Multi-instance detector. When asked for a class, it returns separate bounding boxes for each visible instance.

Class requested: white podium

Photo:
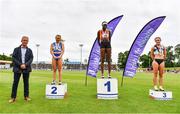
[149,89,172,100]
[97,78,118,99]
[46,83,67,99]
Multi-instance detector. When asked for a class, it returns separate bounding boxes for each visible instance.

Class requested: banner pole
[121,75,124,87]
[85,74,88,86]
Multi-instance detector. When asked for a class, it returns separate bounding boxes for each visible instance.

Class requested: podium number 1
[51,86,57,94]
[104,81,111,92]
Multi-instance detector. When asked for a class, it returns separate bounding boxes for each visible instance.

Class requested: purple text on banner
[123,16,166,77]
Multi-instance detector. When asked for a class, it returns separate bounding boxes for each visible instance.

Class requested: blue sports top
[52,42,62,57]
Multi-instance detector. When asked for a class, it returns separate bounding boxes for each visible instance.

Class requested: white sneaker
[51,80,56,85]
[159,86,165,91]
[58,81,62,85]
[154,86,158,91]
[101,75,104,78]
[108,75,111,78]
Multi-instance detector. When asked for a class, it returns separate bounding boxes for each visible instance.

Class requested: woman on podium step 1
[97,21,112,78]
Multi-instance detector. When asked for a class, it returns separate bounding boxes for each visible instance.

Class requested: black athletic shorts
[100,41,111,48]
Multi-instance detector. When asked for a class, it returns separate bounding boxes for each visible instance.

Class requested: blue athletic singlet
[52,42,62,59]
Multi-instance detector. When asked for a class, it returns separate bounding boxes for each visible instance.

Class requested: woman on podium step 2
[150,37,166,91]
[50,34,65,85]
[97,21,112,78]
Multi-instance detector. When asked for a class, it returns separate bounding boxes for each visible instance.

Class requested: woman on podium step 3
[97,21,112,78]
[50,34,64,85]
[150,37,166,91]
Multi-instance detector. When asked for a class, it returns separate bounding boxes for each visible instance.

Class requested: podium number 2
[104,81,111,92]
[51,87,57,94]
[163,93,166,98]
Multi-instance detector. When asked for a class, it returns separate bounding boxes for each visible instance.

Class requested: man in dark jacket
[9,36,33,103]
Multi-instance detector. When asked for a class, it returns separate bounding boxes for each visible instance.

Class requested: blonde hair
[55,34,65,42]
[55,34,61,38]
[154,37,161,41]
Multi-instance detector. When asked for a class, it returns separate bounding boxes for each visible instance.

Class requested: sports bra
[153,45,165,56]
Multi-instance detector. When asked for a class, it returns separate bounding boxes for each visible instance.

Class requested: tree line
[0,53,12,61]
[117,44,180,69]
[1,44,180,69]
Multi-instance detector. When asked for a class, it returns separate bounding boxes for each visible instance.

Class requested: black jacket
[12,46,33,73]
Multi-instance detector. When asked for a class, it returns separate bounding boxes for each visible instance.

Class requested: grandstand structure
[0,60,117,71]
[31,61,117,70]
[0,60,12,69]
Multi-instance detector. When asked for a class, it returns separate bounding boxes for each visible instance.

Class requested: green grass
[0,70,180,113]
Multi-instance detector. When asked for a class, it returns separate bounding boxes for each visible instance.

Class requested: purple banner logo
[123,16,166,77]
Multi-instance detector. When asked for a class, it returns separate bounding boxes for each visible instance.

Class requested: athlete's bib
[99,30,110,42]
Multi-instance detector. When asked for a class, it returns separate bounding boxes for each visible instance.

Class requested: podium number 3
[104,81,111,92]
[163,93,166,98]
[51,87,57,94]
